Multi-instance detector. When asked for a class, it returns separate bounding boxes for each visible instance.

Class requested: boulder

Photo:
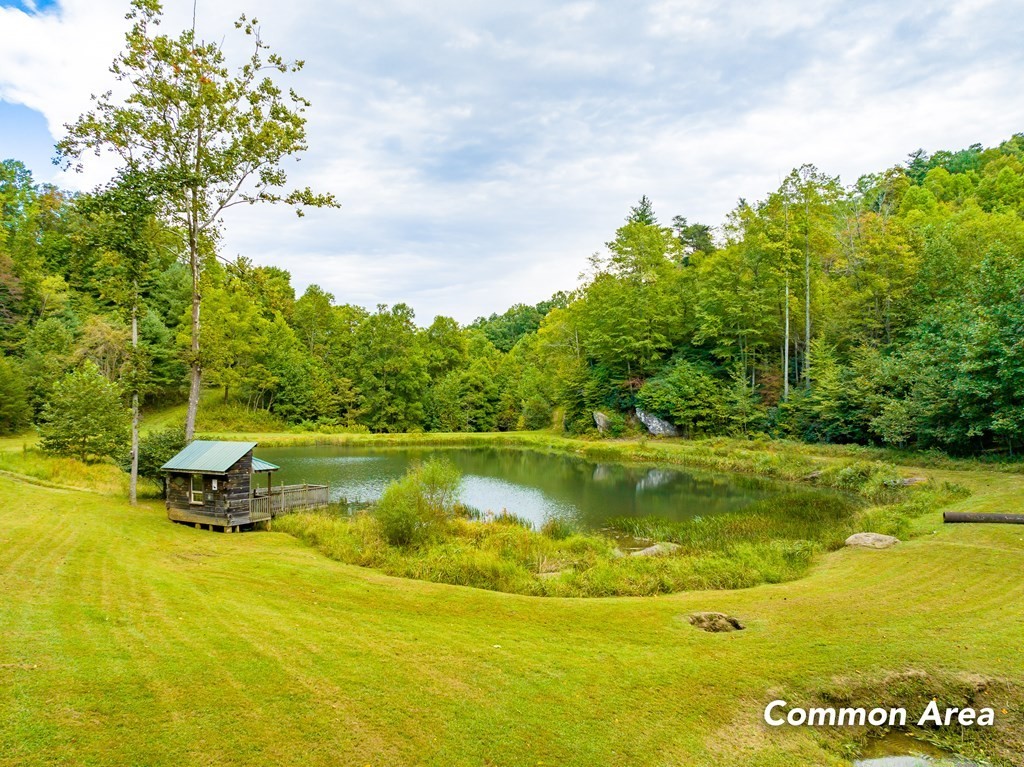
[845,532,900,549]
[899,476,928,486]
[635,409,680,437]
[689,612,745,633]
[593,411,611,434]
[631,541,682,557]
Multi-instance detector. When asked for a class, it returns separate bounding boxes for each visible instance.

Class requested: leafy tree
[122,425,186,484]
[39,361,130,461]
[22,317,75,416]
[470,294,566,352]
[636,359,727,437]
[57,0,338,441]
[351,304,429,432]
[292,284,337,356]
[627,195,658,225]
[672,215,715,256]
[0,356,30,434]
[424,315,468,378]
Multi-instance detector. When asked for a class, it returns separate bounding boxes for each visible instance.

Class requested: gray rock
[636,469,675,492]
[636,409,680,437]
[593,411,611,434]
[630,541,682,557]
[899,476,928,486]
[538,570,567,580]
[845,532,900,549]
[689,612,745,632]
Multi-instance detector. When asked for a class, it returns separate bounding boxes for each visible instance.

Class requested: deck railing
[250,484,329,522]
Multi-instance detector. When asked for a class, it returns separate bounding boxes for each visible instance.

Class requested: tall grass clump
[273,444,967,598]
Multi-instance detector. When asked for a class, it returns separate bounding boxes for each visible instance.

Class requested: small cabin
[161,440,329,532]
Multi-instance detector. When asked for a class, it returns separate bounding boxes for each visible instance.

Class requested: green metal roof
[160,440,257,473]
[251,456,280,473]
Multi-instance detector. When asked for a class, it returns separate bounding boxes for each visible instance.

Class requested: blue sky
[2,0,1023,323]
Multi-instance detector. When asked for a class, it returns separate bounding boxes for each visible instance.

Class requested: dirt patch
[689,612,745,632]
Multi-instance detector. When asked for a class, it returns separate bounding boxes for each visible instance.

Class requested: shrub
[39,362,130,461]
[636,359,728,437]
[374,459,462,547]
[120,425,187,481]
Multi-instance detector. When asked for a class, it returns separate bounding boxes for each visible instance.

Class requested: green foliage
[374,459,462,547]
[0,355,30,434]
[124,425,186,482]
[540,517,576,540]
[38,361,130,461]
[7,130,1024,456]
[279,461,956,598]
[636,359,727,437]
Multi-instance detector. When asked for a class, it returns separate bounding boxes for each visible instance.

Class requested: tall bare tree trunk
[185,130,203,442]
[802,218,811,389]
[804,194,811,389]
[185,228,201,442]
[130,302,139,506]
[784,277,790,401]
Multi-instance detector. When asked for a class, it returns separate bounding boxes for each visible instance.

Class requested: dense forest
[2,133,1023,455]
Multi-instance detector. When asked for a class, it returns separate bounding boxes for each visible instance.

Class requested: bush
[39,362,130,461]
[374,459,462,547]
[120,425,187,481]
[636,359,728,437]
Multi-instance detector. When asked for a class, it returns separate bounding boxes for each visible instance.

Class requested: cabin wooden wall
[164,451,254,516]
[221,453,253,513]
[166,473,192,510]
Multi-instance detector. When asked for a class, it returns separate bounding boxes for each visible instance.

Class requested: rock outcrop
[635,409,680,437]
[630,542,682,557]
[845,532,900,549]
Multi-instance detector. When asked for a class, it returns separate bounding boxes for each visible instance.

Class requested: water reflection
[255,445,813,529]
[853,732,980,766]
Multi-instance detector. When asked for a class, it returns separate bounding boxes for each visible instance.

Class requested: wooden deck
[250,484,330,522]
[167,483,330,530]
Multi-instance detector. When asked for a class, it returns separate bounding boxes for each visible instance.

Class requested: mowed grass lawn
[1,455,1024,766]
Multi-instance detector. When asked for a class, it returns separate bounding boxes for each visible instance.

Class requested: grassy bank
[1,461,1022,766]
[275,473,966,597]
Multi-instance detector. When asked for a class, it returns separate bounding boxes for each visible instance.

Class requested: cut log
[944,512,1024,525]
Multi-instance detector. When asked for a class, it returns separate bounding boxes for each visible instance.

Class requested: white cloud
[2,0,1023,323]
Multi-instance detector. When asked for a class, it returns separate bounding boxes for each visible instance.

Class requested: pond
[852,732,982,766]
[255,445,832,530]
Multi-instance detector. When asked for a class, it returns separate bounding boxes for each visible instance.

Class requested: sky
[1,0,1023,324]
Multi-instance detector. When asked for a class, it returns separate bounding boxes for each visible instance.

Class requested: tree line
[3,132,1024,457]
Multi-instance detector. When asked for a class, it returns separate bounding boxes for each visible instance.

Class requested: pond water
[852,732,981,766]
[255,445,823,530]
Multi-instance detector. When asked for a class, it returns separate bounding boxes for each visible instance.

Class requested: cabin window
[190,474,204,505]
